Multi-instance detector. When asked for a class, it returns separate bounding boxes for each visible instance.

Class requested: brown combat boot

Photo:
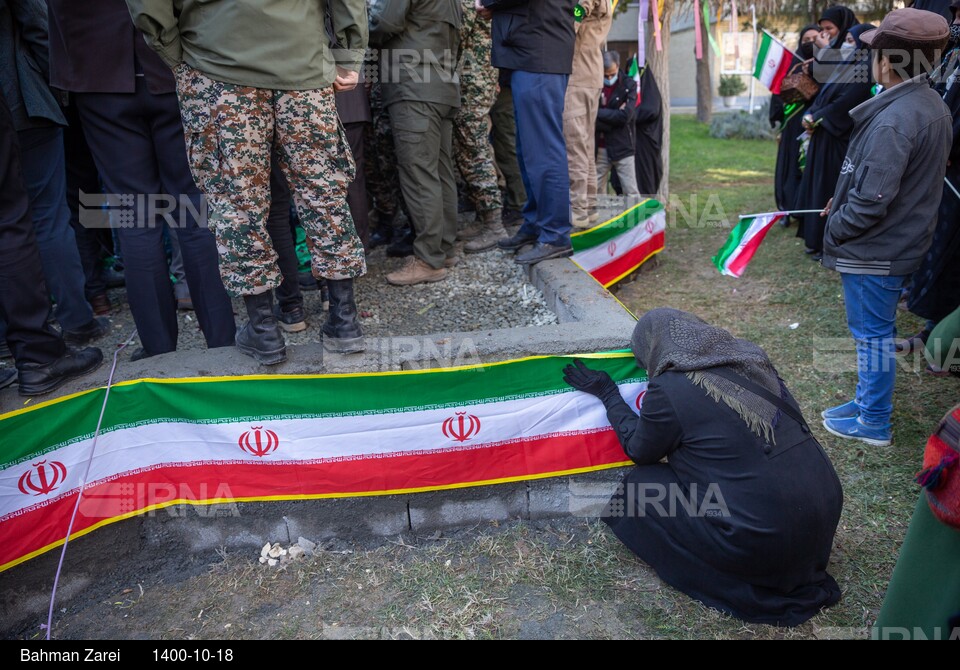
[463,209,507,254]
[385,256,448,286]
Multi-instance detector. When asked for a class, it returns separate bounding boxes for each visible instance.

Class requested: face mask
[840,40,855,51]
[604,74,618,86]
[799,41,815,60]
[949,23,960,49]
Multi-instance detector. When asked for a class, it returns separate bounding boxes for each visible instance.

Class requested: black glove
[562,359,621,404]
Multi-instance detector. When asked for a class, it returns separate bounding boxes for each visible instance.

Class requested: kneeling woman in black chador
[563,308,844,626]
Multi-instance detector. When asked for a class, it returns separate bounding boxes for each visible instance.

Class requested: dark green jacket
[369,0,461,108]
[125,0,367,90]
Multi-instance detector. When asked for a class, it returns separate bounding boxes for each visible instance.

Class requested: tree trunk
[695,40,712,124]
[651,0,673,201]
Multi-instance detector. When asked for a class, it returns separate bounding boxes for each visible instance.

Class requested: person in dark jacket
[0,0,107,350]
[795,12,873,259]
[770,24,821,215]
[562,308,844,626]
[820,8,952,447]
[49,0,236,361]
[482,0,577,265]
[596,51,639,200]
[633,60,664,196]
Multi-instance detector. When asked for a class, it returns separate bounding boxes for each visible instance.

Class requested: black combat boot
[321,279,365,354]
[236,291,286,365]
[385,225,415,258]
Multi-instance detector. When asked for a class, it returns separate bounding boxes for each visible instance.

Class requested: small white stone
[260,542,271,558]
[267,558,278,567]
[259,556,267,564]
[789,322,800,330]
[267,543,284,558]
[288,545,305,560]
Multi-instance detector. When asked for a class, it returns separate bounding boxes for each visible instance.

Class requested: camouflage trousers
[453,103,502,214]
[173,63,366,297]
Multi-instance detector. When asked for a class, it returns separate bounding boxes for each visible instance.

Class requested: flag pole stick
[945,176,960,201]
[738,209,824,219]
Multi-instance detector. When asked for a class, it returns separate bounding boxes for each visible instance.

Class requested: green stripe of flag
[571,200,663,251]
[0,352,646,468]
[754,32,772,79]
[712,217,754,271]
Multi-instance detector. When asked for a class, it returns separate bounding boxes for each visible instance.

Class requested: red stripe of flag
[590,231,665,286]
[1,430,629,570]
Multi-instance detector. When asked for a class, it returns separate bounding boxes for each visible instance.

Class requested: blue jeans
[511,71,572,247]
[841,273,908,426]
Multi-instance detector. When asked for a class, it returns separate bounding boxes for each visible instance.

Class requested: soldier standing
[370,0,462,286]
[126,0,369,363]
[452,0,504,253]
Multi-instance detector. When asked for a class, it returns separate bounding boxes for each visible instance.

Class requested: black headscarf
[798,24,822,61]
[630,308,785,442]
[819,5,859,48]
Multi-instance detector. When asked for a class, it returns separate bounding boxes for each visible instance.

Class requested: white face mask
[840,41,855,51]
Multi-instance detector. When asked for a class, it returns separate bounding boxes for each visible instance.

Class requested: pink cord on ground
[43,330,137,640]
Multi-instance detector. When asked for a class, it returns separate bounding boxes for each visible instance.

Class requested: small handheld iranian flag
[712,212,785,277]
[753,31,797,94]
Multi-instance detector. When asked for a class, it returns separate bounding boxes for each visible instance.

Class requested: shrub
[708,101,775,140]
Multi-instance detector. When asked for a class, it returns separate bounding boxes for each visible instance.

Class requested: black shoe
[130,347,152,362]
[502,207,524,227]
[322,279,365,354]
[62,316,110,348]
[386,226,415,258]
[236,291,286,365]
[0,368,16,390]
[102,265,125,289]
[274,302,307,333]
[0,341,11,359]
[514,243,573,265]
[367,226,393,250]
[811,252,823,262]
[497,231,538,251]
[17,347,104,397]
[804,247,817,255]
[298,271,319,292]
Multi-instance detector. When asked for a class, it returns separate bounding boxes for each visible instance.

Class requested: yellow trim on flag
[0,460,633,573]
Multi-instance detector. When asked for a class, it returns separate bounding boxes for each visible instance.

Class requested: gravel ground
[83,227,558,357]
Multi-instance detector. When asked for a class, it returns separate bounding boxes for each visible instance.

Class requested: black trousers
[74,77,236,355]
[344,121,370,245]
[0,98,66,366]
[63,101,112,300]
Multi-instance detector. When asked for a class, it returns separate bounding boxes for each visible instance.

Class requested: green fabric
[125,0,367,89]
[874,495,960,640]
[294,225,311,274]
[925,304,960,372]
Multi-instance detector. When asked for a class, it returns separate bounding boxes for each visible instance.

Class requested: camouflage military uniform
[173,63,366,296]
[365,80,405,220]
[453,0,501,214]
